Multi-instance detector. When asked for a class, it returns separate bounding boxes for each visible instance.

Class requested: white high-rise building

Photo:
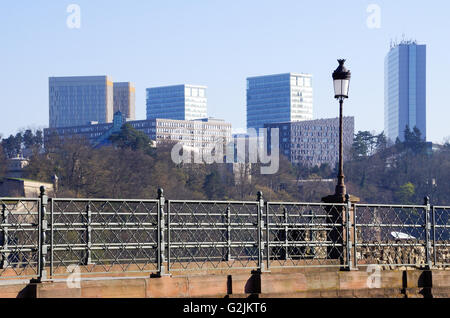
[146,84,207,121]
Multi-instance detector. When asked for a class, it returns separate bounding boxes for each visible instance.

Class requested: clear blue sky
[1,0,449,143]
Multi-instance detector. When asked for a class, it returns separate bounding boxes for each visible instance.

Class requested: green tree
[23,129,34,148]
[203,170,225,199]
[109,124,155,154]
[403,125,426,154]
[14,132,23,155]
[1,134,23,158]
[34,130,44,148]
[375,132,387,152]
[351,131,377,159]
[395,182,415,205]
[0,143,6,178]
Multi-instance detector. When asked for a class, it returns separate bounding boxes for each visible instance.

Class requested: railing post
[157,189,169,276]
[284,207,289,261]
[38,186,48,281]
[1,204,9,269]
[85,203,93,265]
[345,194,353,271]
[257,191,267,272]
[431,205,437,267]
[424,196,432,269]
[266,202,270,270]
[226,206,232,262]
[353,203,358,270]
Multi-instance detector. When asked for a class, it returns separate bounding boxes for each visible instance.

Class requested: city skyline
[1,1,449,143]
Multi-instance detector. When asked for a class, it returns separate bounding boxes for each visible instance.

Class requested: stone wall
[357,240,449,269]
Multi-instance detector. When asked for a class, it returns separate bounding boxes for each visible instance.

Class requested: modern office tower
[146,84,207,121]
[113,82,136,120]
[265,117,354,168]
[49,76,114,128]
[247,73,313,131]
[385,40,426,142]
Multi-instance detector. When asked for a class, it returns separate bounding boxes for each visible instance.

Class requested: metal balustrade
[354,203,429,268]
[0,198,40,279]
[266,202,346,269]
[0,188,449,283]
[432,206,450,266]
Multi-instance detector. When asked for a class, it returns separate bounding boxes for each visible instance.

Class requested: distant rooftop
[247,72,312,80]
[264,116,354,126]
[389,38,424,49]
[147,84,207,90]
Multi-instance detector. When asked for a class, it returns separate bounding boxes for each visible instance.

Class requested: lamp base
[322,193,360,204]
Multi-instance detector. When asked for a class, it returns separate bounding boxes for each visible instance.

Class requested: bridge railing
[354,201,450,269]
[266,202,345,269]
[0,188,449,283]
[0,198,40,280]
[48,197,159,278]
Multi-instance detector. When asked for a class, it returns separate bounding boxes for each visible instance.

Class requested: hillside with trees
[0,126,449,205]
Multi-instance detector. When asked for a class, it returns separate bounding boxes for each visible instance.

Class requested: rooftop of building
[196,117,225,122]
[49,75,111,81]
[113,82,135,87]
[146,84,207,90]
[264,116,354,126]
[45,113,231,132]
[247,72,312,80]
[389,38,425,49]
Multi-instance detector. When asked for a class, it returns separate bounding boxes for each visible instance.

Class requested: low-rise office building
[44,112,232,156]
[265,117,354,168]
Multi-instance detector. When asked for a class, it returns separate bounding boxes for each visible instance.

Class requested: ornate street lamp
[332,59,351,197]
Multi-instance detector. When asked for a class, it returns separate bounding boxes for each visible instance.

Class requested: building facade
[49,76,114,128]
[385,41,426,142]
[44,114,231,156]
[146,84,207,121]
[247,73,313,131]
[265,117,354,168]
[113,82,136,120]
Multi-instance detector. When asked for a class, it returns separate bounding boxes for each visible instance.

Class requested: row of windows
[185,88,206,98]
[156,121,229,130]
[292,149,337,156]
[292,156,336,163]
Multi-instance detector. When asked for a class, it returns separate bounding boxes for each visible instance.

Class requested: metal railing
[266,201,346,269]
[431,206,449,266]
[0,198,40,279]
[0,187,449,282]
[354,198,449,269]
[48,197,159,278]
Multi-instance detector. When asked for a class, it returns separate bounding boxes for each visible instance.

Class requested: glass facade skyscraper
[49,76,114,128]
[113,82,136,120]
[246,73,313,131]
[146,84,207,121]
[385,41,426,142]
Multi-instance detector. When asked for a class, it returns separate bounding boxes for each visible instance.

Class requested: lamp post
[332,59,351,197]
[322,60,357,270]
